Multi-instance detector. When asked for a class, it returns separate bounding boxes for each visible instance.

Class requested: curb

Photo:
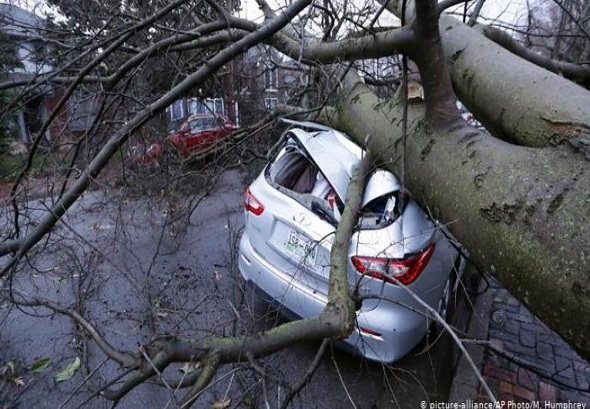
[448,276,493,401]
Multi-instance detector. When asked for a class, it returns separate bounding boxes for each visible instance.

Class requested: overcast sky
[238,0,534,26]
[5,0,535,28]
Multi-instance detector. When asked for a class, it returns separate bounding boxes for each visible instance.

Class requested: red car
[127,113,236,166]
[167,113,236,157]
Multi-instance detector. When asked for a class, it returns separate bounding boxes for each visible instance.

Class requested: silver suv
[238,121,463,363]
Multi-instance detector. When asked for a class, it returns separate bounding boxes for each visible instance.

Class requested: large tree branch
[440,15,590,148]
[477,23,590,82]
[171,23,417,62]
[271,24,416,63]
[467,0,487,26]
[378,1,590,147]
[325,70,590,360]
[410,0,461,126]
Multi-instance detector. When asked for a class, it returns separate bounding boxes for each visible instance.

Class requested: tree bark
[439,16,590,151]
[319,71,590,360]
[476,24,590,84]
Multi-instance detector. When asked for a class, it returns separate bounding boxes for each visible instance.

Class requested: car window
[358,192,401,229]
[189,119,202,133]
[201,117,217,129]
[168,118,184,134]
[266,142,342,225]
[271,151,317,194]
[188,117,219,133]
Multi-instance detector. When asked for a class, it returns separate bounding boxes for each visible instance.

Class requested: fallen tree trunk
[321,72,590,359]
[440,15,590,152]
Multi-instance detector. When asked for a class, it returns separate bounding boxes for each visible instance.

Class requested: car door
[192,116,219,152]
[210,117,225,143]
[166,120,192,156]
[184,118,204,151]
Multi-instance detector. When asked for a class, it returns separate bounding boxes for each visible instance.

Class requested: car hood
[288,128,400,205]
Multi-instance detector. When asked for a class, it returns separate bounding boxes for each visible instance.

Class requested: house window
[265,68,278,90]
[0,38,21,71]
[265,98,278,111]
[204,97,225,115]
[214,98,224,115]
[188,98,200,114]
[170,100,185,120]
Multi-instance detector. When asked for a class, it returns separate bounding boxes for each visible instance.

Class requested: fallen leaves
[54,357,80,383]
[212,398,231,409]
[31,357,51,375]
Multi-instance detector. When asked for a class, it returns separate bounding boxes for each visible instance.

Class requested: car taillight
[359,327,382,337]
[244,187,264,215]
[351,243,435,285]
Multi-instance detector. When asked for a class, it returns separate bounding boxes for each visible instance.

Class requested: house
[0,4,98,145]
[1,3,55,143]
[235,44,297,123]
[166,44,301,128]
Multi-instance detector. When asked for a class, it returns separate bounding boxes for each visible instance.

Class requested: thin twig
[280,338,330,409]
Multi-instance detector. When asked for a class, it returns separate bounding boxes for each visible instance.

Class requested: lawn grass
[0,153,27,179]
[0,151,62,180]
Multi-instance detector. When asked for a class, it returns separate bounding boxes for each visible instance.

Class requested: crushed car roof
[284,124,400,205]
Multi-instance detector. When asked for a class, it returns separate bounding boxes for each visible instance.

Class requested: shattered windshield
[358,193,400,229]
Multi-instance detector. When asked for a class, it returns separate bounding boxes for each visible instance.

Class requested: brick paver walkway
[478,280,590,403]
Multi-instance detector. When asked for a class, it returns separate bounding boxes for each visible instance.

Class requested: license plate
[284,229,318,267]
